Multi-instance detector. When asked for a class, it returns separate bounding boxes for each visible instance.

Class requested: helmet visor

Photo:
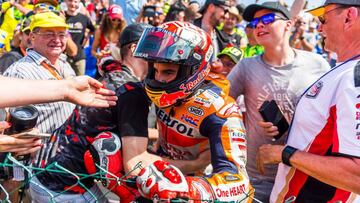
[134,27,194,63]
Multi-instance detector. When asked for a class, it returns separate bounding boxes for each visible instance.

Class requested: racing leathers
[142,81,253,202]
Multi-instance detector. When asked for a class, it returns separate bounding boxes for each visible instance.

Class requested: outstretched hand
[64,76,118,108]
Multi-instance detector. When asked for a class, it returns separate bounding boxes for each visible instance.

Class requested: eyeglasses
[248,13,287,29]
[318,6,345,24]
[34,32,68,39]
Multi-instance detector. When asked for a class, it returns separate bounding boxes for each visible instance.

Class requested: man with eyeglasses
[4,11,76,162]
[227,1,330,202]
[254,0,360,202]
[1,11,76,202]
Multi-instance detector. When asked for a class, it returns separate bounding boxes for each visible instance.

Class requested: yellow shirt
[0,2,33,51]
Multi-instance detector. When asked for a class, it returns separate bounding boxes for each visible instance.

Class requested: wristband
[282,146,297,167]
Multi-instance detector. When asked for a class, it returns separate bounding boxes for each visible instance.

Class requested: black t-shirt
[37,63,150,192]
[66,13,95,61]
[220,30,242,48]
[0,47,24,75]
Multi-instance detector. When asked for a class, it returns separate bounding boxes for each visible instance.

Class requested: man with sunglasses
[227,1,330,202]
[255,0,360,202]
[0,16,31,74]
[194,0,231,58]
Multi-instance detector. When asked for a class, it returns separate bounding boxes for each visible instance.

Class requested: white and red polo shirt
[271,59,360,203]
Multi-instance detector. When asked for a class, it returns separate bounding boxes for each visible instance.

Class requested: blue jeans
[250,178,274,203]
[29,176,109,203]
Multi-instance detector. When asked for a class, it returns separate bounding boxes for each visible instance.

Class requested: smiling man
[227,1,330,202]
[5,11,75,134]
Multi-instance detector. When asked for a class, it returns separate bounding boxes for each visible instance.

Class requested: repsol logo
[156,109,195,137]
[187,106,204,116]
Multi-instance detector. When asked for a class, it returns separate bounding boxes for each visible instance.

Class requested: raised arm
[0,76,117,108]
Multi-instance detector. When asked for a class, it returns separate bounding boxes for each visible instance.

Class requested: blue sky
[241,0,324,9]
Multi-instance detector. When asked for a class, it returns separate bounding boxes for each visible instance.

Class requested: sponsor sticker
[188,106,204,116]
[194,97,212,107]
[181,114,199,126]
[306,81,323,98]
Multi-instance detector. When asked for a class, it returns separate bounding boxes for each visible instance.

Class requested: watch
[282,146,298,167]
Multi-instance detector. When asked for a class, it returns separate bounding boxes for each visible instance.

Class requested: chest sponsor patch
[188,106,204,116]
[181,114,199,126]
[194,97,212,107]
[306,81,323,98]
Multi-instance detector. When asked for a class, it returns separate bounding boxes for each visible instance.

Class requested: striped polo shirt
[4,50,75,133]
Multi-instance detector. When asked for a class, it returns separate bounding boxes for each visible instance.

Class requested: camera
[6,105,39,134]
[0,105,39,180]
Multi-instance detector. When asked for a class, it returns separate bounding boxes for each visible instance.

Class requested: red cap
[108,5,123,20]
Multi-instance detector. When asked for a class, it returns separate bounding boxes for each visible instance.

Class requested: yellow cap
[307,6,325,17]
[30,12,69,31]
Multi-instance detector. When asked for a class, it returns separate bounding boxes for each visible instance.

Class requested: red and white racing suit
[150,81,253,202]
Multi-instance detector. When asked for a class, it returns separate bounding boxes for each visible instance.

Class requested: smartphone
[259,100,289,140]
[16,131,51,139]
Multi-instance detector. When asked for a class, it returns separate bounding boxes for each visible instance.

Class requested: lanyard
[20,47,26,56]
[41,61,63,80]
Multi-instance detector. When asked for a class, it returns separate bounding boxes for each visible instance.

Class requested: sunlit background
[240,0,324,9]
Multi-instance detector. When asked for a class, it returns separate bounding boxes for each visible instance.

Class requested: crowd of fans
[0,0,359,202]
[0,0,335,75]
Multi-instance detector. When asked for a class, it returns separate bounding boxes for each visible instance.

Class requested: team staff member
[227,2,330,201]
[257,0,360,202]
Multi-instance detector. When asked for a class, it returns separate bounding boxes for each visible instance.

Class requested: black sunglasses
[317,6,346,24]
